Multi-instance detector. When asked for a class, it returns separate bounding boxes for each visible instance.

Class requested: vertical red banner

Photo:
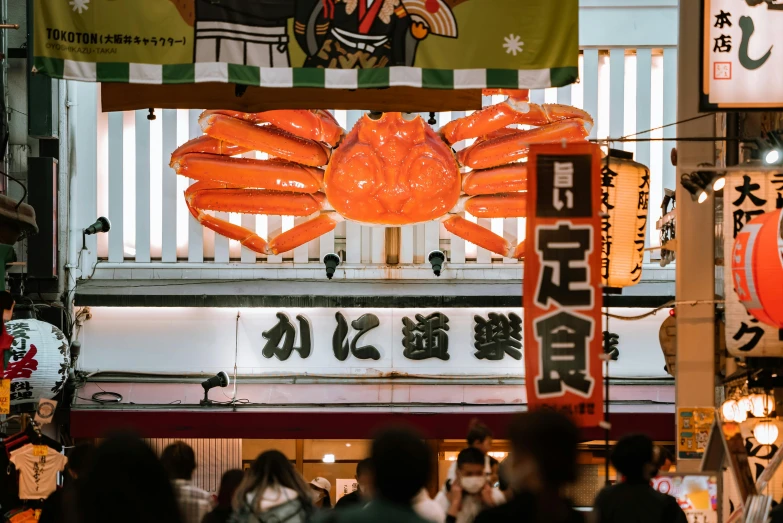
[524,142,603,427]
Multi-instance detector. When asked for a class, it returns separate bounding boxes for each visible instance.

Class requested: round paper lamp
[754,420,779,445]
[2,319,70,408]
[731,209,783,327]
[750,393,775,418]
[601,150,650,288]
[722,399,740,421]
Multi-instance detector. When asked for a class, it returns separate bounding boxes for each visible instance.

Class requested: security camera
[323,253,341,280]
[84,217,111,235]
[428,250,446,277]
[200,371,230,406]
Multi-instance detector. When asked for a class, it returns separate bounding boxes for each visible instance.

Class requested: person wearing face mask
[474,410,583,523]
[335,459,374,510]
[434,448,504,523]
[310,477,333,510]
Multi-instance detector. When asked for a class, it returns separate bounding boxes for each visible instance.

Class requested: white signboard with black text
[723,171,783,356]
[78,307,669,378]
[705,0,783,108]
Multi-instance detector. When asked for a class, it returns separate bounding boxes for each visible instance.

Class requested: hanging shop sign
[703,0,783,109]
[724,170,783,356]
[33,0,578,91]
[600,151,650,288]
[523,142,603,427]
[78,306,668,380]
[2,319,70,407]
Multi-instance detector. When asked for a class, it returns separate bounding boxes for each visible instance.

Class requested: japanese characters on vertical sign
[724,171,783,356]
[704,0,783,108]
[524,143,603,427]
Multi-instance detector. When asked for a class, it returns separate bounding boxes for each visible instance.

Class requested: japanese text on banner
[723,170,783,356]
[523,143,603,427]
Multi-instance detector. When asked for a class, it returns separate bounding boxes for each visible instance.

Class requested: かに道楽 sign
[523,142,603,427]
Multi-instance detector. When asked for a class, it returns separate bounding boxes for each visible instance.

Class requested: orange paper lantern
[731,209,783,327]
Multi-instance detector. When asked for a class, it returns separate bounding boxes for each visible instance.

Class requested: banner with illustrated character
[32,0,578,90]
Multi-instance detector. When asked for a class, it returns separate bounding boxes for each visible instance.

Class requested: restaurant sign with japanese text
[703,0,783,108]
[33,0,578,90]
[523,143,603,427]
[724,170,783,356]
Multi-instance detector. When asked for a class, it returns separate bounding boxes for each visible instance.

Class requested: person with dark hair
[79,433,183,523]
[487,457,500,488]
[435,448,504,523]
[0,290,14,351]
[466,420,493,454]
[232,450,315,523]
[653,445,674,475]
[161,441,214,523]
[335,458,374,510]
[322,426,432,523]
[446,420,494,483]
[202,469,244,523]
[474,410,583,523]
[39,443,95,523]
[593,435,687,523]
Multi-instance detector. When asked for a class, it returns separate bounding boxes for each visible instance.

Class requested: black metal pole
[604,301,611,485]
[726,112,740,167]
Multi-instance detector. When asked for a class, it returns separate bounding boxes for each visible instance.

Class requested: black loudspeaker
[27,157,58,279]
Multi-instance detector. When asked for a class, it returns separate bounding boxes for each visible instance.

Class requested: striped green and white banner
[34,57,578,90]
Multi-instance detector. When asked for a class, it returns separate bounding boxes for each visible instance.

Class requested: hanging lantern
[731,208,783,328]
[753,420,779,445]
[601,150,650,288]
[750,393,776,418]
[722,399,740,421]
[2,319,69,408]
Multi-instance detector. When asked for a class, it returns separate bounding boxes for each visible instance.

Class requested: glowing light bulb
[698,190,709,204]
[754,420,779,445]
[712,176,725,191]
[750,394,775,418]
[722,400,739,422]
[765,149,781,165]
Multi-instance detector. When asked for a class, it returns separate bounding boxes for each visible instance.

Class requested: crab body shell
[171,98,593,259]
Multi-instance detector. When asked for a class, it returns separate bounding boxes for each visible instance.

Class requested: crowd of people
[33,411,686,523]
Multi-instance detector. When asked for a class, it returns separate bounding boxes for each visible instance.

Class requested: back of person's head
[372,426,430,505]
[160,441,197,481]
[466,419,493,448]
[235,450,314,513]
[217,469,245,508]
[79,433,182,523]
[611,434,654,481]
[356,457,374,479]
[457,447,485,470]
[508,410,579,490]
[67,443,95,478]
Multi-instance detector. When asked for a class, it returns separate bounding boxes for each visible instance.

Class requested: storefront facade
[54,0,680,508]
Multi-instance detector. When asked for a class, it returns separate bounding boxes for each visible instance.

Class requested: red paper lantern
[732,209,783,327]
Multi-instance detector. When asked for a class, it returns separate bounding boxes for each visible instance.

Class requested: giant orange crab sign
[170,92,592,259]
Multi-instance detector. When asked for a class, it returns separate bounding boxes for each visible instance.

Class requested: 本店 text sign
[524,143,603,427]
[704,0,783,108]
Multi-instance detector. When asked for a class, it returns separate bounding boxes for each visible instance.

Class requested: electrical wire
[619,112,717,139]
[0,170,27,210]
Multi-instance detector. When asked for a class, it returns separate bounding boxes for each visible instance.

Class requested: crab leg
[440,100,594,145]
[442,215,526,259]
[173,153,324,193]
[267,214,341,255]
[184,181,335,255]
[186,185,326,217]
[463,194,526,218]
[203,109,344,147]
[171,135,252,158]
[457,119,590,170]
[442,215,512,258]
[200,113,330,167]
[463,165,527,195]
